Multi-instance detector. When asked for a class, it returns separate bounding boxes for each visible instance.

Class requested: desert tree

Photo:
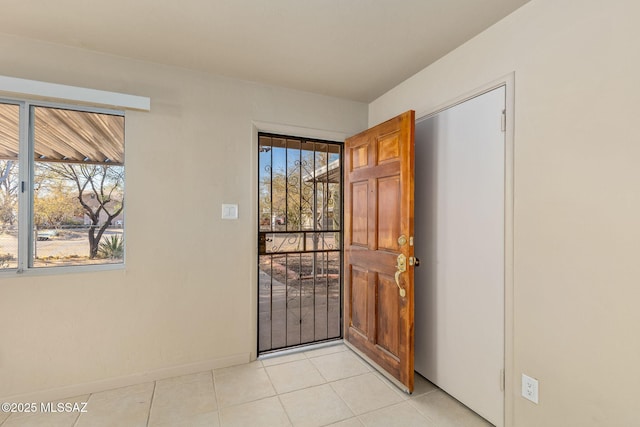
[33,183,83,229]
[0,160,18,231]
[260,151,319,231]
[37,162,124,258]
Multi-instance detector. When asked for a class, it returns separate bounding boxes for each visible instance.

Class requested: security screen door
[258,133,342,353]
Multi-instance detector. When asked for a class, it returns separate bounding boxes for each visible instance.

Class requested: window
[0,99,125,271]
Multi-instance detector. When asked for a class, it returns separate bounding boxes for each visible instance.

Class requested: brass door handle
[395,254,407,298]
[395,270,406,298]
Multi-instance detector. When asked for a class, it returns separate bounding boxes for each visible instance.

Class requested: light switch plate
[221,204,238,219]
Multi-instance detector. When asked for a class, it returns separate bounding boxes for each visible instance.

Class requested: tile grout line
[307,356,330,384]
[275,356,417,424]
[325,380,359,423]
[373,370,412,398]
[145,380,157,427]
[412,387,439,399]
[221,361,293,427]
[275,394,294,427]
[262,360,282,398]
[53,349,433,427]
[69,401,83,427]
[265,357,327,427]
[406,389,443,425]
[328,371,421,420]
[259,345,441,423]
[209,369,221,427]
[72,392,94,427]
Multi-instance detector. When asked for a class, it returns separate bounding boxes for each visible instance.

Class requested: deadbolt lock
[396,253,407,272]
[397,235,407,246]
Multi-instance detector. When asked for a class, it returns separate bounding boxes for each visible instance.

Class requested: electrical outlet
[522,374,539,404]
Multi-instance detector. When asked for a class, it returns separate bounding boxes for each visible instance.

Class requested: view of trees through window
[32,106,125,267]
[259,137,341,235]
[258,134,342,352]
[0,103,19,269]
[0,102,125,270]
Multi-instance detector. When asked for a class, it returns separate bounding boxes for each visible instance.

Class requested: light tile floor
[0,343,492,427]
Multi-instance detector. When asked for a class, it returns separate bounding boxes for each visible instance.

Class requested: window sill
[0,262,125,278]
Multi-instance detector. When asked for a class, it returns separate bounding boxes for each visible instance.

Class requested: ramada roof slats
[0,104,19,160]
[0,103,124,165]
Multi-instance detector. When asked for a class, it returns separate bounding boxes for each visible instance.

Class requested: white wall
[370,0,640,426]
[0,33,367,401]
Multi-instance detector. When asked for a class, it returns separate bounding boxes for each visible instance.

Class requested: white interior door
[414,86,506,426]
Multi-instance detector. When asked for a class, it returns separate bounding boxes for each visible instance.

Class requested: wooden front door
[343,110,415,392]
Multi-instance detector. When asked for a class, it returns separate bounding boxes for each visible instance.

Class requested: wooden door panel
[350,143,369,170]
[377,132,401,163]
[377,176,401,252]
[351,182,369,246]
[349,266,369,336]
[344,110,415,392]
[376,274,400,356]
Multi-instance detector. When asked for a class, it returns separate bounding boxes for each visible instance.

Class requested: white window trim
[0,75,150,111]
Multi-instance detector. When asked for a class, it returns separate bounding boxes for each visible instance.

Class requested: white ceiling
[0,0,530,102]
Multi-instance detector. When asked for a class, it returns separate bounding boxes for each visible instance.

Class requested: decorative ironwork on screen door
[258,133,342,354]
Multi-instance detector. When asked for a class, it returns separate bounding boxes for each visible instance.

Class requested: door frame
[414,73,515,426]
[250,121,349,361]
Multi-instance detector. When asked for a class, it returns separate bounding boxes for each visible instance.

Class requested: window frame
[0,96,126,276]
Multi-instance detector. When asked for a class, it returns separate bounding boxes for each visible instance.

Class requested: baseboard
[2,352,250,403]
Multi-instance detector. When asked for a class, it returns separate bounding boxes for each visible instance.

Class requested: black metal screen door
[258,133,342,354]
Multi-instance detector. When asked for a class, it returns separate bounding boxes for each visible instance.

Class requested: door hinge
[500,369,505,391]
[501,109,507,132]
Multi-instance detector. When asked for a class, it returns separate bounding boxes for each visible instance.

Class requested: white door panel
[414,86,505,426]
